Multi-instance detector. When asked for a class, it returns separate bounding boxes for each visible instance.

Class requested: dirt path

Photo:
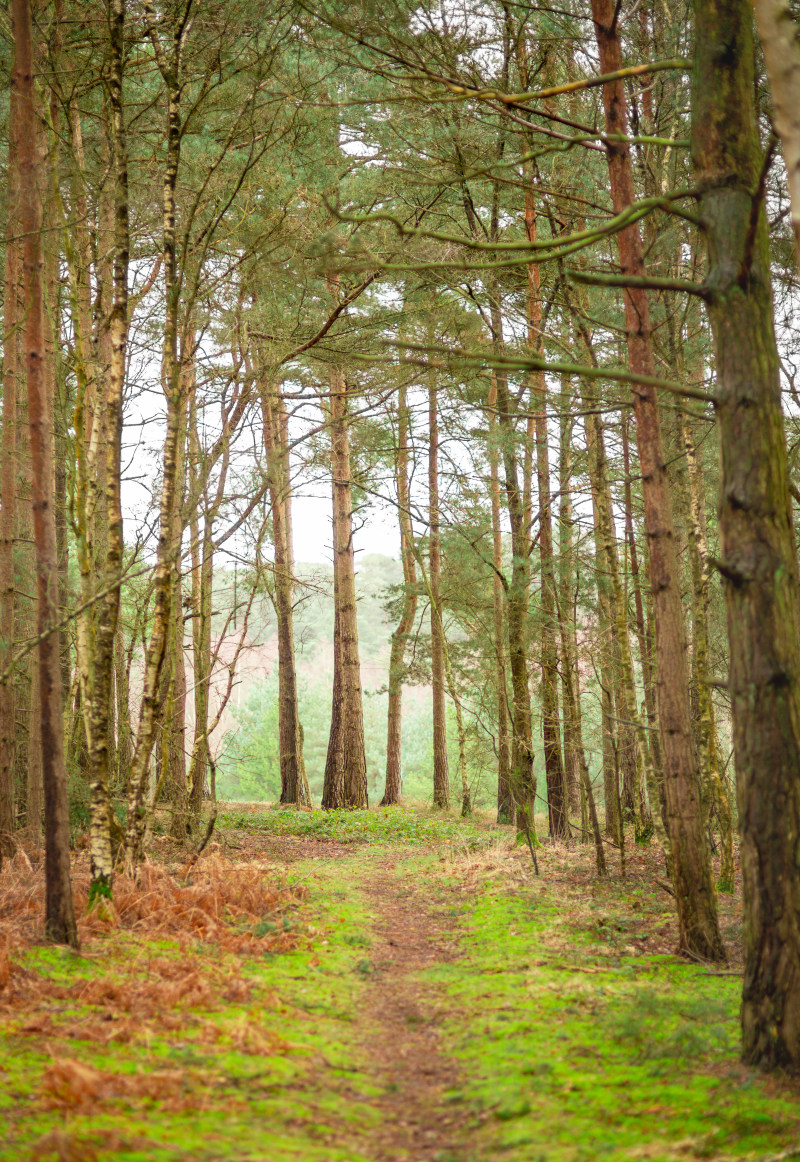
[355,863,469,1162]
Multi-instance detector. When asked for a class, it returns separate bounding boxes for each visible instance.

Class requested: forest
[3,0,800,1157]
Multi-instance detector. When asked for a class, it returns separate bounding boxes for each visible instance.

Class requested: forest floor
[1,804,800,1162]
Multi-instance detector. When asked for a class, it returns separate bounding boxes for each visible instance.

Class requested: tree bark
[681,417,734,893]
[488,302,535,835]
[383,378,417,807]
[13,0,77,944]
[524,187,567,838]
[125,12,189,867]
[0,77,20,859]
[72,4,129,892]
[488,374,513,825]
[321,368,368,809]
[428,377,450,810]
[261,381,311,807]
[621,412,663,795]
[557,372,586,819]
[693,0,800,1061]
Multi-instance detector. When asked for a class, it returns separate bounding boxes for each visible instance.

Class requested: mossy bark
[693,0,800,1064]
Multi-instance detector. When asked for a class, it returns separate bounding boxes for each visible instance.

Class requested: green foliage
[66,767,91,840]
[87,878,114,907]
[216,671,282,802]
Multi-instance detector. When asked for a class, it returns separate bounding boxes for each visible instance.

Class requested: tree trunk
[621,412,663,795]
[13,0,77,944]
[428,377,450,810]
[261,381,310,807]
[72,0,129,894]
[488,374,513,825]
[524,186,567,838]
[125,20,189,867]
[557,374,582,817]
[383,378,417,807]
[592,0,724,960]
[489,302,535,835]
[693,0,800,1061]
[321,368,368,809]
[0,78,20,859]
[681,418,734,893]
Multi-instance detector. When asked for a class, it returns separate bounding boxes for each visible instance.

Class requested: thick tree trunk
[592,0,724,960]
[693,0,800,1062]
[321,369,368,809]
[488,375,513,824]
[13,0,77,944]
[428,378,450,810]
[383,379,417,807]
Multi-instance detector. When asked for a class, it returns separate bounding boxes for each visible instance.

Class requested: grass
[218,802,501,848]
[2,805,798,1161]
[425,851,800,1161]
[0,849,383,1161]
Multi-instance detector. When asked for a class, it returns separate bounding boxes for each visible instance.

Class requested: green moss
[218,803,500,849]
[427,881,800,1161]
[5,814,795,1162]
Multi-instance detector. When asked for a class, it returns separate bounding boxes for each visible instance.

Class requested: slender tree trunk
[0,80,20,858]
[592,0,724,959]
[681,418,734,892]
[557,375,582,817]
[13,0,76,944]
[261,381,310,807]
[321,369,368,809]
[114,620,132,791]
[488,375,513,824]
[428,377,450,809]
[383,379,417,806]
[621,412,663,794]
[71,0,129,894]
[125,21,189,867]
[489,303,536,835]
[524,187,567,837]
[693,0,800,1060]
[165,368,188,839]
[186,381,217,818]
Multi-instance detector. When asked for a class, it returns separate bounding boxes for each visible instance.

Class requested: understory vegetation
[3,807,796,1162]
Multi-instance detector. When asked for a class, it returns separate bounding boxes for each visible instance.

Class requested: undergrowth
[218,803,499,849]
[426,845,800,1162]
[0,812,791,1162]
